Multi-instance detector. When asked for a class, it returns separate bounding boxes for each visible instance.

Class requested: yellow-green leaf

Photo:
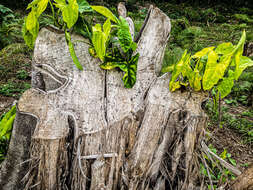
[217,70,234,98]
[55,0,79,29]
[92,24,106,62]
[215,42,234,55]
[26,9,37,31]
[169,50,192,91]
[234,56,253,80]
[103,19,111,41]
[37,0,49,16]
[65,31,83,70]
[192,47,215,58]
[91,6,119,23]
[189,67,202,91]
[203,50,229,90]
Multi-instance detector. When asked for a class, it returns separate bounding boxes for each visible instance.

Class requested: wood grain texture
[0,5,210,190]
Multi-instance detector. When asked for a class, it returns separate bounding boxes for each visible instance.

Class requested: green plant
[17,70,29,79]
[0,5,23,49]
[0,105,16,162]
[200,145,236,189]
[23,0,139,88]
[167,31,253,106]
[90,6,139,88]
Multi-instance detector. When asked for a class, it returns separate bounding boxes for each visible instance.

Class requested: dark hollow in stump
[0,5,210,190]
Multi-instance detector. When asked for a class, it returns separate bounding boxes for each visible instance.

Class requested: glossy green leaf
[100,61,127,70]
[103,19,111,41]
[77,0,92,13]
[65,31,83,70]
[122,53,139,88]
[189,67,202,91]
[55,0,79,29]
[101,53,139,88]
[91,6,119,23]
[202,50,230,90]
[233,31,246,78]
[169,50,192,91]
[26,8,37,31]
[215,42,234,55]
[161,65,174,73]
[217,70,234,99]
[192,47,215,58]
[0,105,16,139]
[92,24,106,62]
[23,16,39,48]
[234,56,253,80]
[117,16,132,53]
[37,0,49,16]
[27,0,41,9]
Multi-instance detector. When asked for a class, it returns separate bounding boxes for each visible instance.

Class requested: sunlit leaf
[234,56,253,80]
[169,50,192,91]
[202,50,229,90]
[117,16,132,53]
[37,0,49,16]
[55,0,79,29]
[103,19,111,41]
[122,53,139,88]
[192,47,215,58]
[92,24,106,62]
[65,31,83,70]
[77,0,92,13]
[215,42,234,55]
[91,6,119,23]
[217,70,234,99]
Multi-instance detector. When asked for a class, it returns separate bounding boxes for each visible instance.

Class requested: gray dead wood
[0,4,211,190]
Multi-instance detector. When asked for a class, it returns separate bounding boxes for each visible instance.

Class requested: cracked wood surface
[0,5,209,190]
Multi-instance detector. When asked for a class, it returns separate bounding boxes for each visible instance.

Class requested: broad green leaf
[0,114,16,139]
[192,47,215,58]
[37,0,49,16]
[91,6,119,23]
[234,56,253,80]
[203,50,230,90]
[77,0,92,13]
[217,70,234,98]
[170,81,181,91]
[27,0,41,9]
[189,67,202,91]
[26,8,37,31]
[233,31,246,78]
[117,16,132,53]
[55,0,79,29]
[103,19,111,41]
[100,61,127,70]
[161,65,174,73]
[215,42,234,55]
[65,31,83,70]
[22,21,36,48]
[122,53,139,88]
[0,105,16,139]
[92,24,106,62]
[169,50,192,91]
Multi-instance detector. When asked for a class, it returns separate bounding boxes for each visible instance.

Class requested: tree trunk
[0,5,209,190]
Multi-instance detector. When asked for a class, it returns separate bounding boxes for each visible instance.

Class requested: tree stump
[0,5,208,190]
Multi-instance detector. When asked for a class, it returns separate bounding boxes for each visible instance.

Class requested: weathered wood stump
[0,5,209,190]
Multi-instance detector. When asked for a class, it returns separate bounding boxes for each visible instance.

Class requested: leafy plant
[90,5,139,88]
[23,0,84,70]
[0,105,16,162]
[23,1,139,88]
[167,31,253,106]
[200,145,237,189]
